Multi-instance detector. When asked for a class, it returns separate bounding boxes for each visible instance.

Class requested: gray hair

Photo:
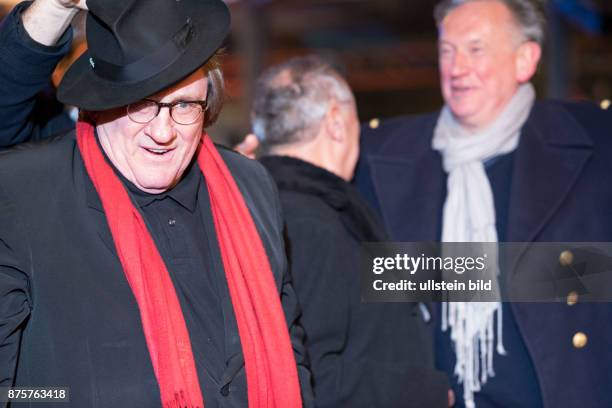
[434,0,546,46]
[251,55,354,152]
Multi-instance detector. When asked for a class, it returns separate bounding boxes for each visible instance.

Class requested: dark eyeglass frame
[126,98,208,125]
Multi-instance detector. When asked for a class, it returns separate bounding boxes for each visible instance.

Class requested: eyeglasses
[126,98,208,125]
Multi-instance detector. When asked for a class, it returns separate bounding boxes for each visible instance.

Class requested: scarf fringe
[443,302,502,408]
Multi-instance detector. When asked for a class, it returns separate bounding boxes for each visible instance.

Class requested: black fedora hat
[57,0,230,111]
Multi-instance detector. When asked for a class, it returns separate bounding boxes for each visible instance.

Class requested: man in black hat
[0,1,313,407]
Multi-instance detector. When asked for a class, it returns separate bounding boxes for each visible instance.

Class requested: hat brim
[57,0,230,111]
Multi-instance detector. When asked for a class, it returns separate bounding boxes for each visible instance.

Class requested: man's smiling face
[95,70,207,194]
[438,1,527,130]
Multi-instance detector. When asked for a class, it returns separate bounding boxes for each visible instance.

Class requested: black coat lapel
[197,182,243,364]
[506,103,593,278]
[79,152,118,256]
[507,103,593,244]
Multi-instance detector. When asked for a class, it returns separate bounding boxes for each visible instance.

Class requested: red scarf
[76,121,302,408]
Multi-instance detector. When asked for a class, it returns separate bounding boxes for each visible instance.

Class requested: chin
[449,103,479,121]
[134,174,178,194]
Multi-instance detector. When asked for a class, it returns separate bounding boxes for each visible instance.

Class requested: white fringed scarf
[432,83,535,408]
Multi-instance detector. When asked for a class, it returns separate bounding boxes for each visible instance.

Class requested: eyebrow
[151,95,206,103]
[438,40,485,52]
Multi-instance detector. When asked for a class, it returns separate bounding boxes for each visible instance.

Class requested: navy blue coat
[355,101,612,408]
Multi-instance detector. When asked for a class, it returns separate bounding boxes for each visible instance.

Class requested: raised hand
[22,0,88,46]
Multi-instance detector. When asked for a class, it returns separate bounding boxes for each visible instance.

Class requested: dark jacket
[261,156,449,408]
[355,101,612,408]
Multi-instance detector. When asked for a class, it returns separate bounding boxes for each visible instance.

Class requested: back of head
[434,0,546,46]
[251,55,354,154]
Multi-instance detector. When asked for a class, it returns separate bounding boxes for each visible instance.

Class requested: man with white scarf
[356,0,612,407]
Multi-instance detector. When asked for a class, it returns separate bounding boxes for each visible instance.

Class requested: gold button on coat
[572,332,588,348]
[601,99,610,110]
[566,291,578,306]
[559,250,574,266]
[369,118,380,129]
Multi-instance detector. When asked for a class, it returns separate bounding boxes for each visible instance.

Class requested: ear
[325,102,345,143]
[515,41,541,83]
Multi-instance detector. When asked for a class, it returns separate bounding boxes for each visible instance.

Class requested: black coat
[261,156,449,408]
[355,101,612,408]
[0,136,313,407]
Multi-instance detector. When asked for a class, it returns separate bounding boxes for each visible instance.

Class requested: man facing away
[248,55,451,407]
[356,1,612,407]
[0,0,313,406]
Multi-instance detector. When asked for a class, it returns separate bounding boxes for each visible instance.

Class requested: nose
[146,107,176,144]
[450,50,469,78]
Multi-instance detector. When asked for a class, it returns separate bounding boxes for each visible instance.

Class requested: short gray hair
[251,55,354,152]
[434,0,546,46]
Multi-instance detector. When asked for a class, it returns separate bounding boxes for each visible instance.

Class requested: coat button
[369,118,380,129]
[566,291,578,306]
[572,332,588,349]
[601,99,610,110]
[559,250,574,266]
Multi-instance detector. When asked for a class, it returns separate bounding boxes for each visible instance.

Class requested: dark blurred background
[1,0,611,145]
